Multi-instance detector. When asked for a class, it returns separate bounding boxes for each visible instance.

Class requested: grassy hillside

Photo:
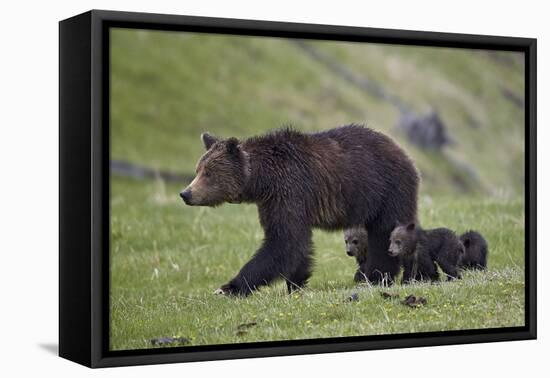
[111,28,525,196]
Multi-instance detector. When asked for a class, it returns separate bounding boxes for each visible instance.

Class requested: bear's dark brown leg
[218,229,312,296]
[401,258,414,285]
[286,253,313,294]
[362,228,400,285]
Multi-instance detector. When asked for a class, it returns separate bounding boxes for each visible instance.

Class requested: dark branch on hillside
[291,40,409,112]
[111,159,193,183]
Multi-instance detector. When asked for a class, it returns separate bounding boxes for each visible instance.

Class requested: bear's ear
[225,137,241,156]
[201,132,219,150]
[406,222,416,232]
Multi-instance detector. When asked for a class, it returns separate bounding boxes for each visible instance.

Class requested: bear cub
[389,223,464,283]
[458,230,488,270]
[344,227,369,282]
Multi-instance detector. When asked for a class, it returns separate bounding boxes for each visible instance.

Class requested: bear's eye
[395,240,401,246]
[203,170,211,178]
[344,239,348,244]
[352,240,358,245]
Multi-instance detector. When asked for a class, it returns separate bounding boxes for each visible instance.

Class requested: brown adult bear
[180,125,419,296]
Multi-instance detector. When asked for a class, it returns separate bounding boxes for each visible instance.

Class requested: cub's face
[388,223,416,257]
[344,227,368,257]
[180,133,249,207]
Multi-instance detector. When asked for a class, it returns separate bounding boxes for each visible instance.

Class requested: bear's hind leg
[362,229,400,285]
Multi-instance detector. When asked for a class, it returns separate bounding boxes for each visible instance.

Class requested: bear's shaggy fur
[459,230,488,270]
[389,223,464,283]
[181,125,419,295]
[343,227,369,282]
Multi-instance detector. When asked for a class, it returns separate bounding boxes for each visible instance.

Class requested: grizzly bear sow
[180,125,419,296]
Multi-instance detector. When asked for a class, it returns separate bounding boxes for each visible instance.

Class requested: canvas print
[109,28,525,351]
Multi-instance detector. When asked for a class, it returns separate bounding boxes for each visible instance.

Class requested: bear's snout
[179,189,192,204]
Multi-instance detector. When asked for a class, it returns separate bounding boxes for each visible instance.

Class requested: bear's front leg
[216,227,312,296]
[285,253,314,294]
[401,259,414,285]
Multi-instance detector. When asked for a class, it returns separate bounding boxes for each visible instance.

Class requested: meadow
[109,28,526,350]
[110,177,525,350]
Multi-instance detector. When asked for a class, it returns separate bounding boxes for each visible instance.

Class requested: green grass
[110,177,525,350]
[109,28,526,351]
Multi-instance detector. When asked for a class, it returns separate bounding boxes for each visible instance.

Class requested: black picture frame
[59,9,537,368]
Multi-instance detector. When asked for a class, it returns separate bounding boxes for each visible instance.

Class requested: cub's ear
[201,132,219,150]
[406,222,416,232]
[225,137,241,156]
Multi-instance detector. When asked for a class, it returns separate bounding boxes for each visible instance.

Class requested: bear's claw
[213,288,226,295]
